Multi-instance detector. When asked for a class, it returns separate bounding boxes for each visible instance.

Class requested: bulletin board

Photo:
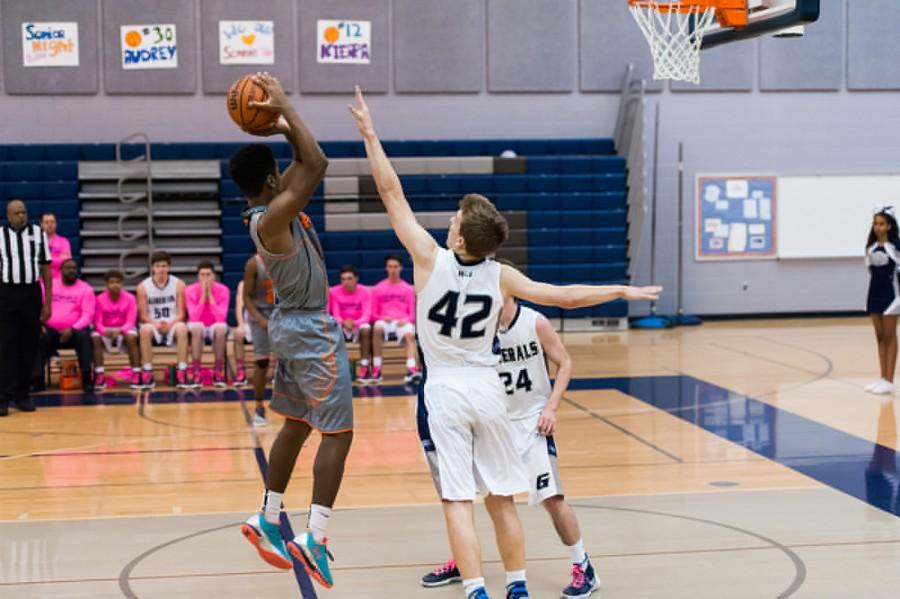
[696,174,777,261]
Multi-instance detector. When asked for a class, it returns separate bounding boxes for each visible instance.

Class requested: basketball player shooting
[348,86,660,599]
[230,73,354,590]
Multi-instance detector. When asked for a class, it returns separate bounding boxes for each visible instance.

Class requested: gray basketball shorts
[267,308,353,433]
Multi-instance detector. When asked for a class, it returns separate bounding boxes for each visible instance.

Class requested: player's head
[229,144,280,207]
[447,194,509,260]
[150,250,171,282]
[196,261,216,285]
[385,254,403,281]
[40,212,57,236]
[340,264,359,292]
[5,199,26,229]
[869,207,900,248]
[60,258,78,284]
[104,269,124,295]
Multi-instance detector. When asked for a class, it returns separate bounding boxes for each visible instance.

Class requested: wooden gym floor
[2,317,900,598]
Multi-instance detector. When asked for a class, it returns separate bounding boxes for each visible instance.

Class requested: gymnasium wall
[2,0,897,315]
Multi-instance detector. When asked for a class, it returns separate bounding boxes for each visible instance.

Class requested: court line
[563,395,684,463]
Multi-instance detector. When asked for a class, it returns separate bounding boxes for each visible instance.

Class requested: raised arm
[251,73,329,239]
[348,86,438,276]
[500,265,661,309]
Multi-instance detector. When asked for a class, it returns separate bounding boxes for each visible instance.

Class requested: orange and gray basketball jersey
[416,248,503,369]
[497,305,553,420]
[249,211,327,311]
[141,275,180,322]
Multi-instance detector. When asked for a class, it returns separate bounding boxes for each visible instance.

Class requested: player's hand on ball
[347,85,376,139]
[254,114,290,137]
[622,285,663,301]
[537,407,557,437]
[249,72,289,114]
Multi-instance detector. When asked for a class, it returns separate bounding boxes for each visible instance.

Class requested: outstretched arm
[500,265,661,309]
[251,73,329,242]
[348,86,438,276]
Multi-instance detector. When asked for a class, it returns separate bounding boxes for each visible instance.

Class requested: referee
[0,199,52,416]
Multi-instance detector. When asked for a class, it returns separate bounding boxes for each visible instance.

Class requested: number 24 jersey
[416,249,503,370]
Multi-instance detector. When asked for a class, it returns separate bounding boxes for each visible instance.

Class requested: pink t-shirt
[371,279,416,323]
[94,290,138,335]
[328,284,371,327]
[46,278,95,332]
[47,234,72,279]
[185,281,230,326]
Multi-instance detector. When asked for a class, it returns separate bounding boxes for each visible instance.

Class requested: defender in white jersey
[350,87,661,599]
[423,292,601,598]
[136,250,188,389]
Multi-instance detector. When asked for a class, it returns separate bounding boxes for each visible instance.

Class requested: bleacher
[0,138,630,325]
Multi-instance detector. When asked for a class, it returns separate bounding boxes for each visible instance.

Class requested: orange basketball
[226,75,279,135]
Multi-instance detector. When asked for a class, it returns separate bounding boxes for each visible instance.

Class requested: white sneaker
[865,380,884,393]
[872,380,896,395]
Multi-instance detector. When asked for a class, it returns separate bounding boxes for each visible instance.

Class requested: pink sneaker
[213,368,227,387]
[404,367,422,384]
[370,366,382,383]
[356,364,369,382]
[234,368,247,387]
[176,368,191,389]
[140,369,155,389]
[130,369,142,389]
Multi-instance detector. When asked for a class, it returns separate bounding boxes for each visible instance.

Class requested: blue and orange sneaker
[468,588,489,599]
[506,580,529,599]
[287,529,334,588]
[422,558,461,587]
[561,560,601,598]
[240,513,292,570]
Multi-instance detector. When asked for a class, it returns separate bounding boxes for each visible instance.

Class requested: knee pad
[256,358,270,370]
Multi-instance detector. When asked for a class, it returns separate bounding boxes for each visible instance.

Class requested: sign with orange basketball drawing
[219,20,274,65]
[317,19,371,65]
[120,24,177,70]
[22,22,79,67]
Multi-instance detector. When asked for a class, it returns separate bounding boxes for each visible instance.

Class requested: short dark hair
[61,258,77,269]
[340,264,358,277]
[104,269,124,282]
[385,253,403,266]
[229,144,277,198]
[40,212,56,220]
[150,250,171,266]
[197,260,215,273]
[458,194,508,259]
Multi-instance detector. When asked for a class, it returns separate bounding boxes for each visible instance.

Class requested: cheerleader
[866,206,900,394]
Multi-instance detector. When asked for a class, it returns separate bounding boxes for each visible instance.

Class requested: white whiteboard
[777,174,900,259]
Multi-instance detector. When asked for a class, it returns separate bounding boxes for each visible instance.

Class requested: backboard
[701,0,820,49]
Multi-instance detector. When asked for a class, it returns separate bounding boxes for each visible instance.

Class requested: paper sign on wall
[22,22,79,67]
[317,20,371,65]
[121,24,177,70]
[696,175,777,261]
[219,20,274,65]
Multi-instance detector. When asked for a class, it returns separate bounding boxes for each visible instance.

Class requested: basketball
[226,75,279,134]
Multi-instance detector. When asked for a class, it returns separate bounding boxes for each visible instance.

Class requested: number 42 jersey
[417,248,503,369]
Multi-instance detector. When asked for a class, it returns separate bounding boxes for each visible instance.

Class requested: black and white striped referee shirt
[0,223,50,284]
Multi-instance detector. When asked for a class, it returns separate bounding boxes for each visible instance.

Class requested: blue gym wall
[0,0,895,316]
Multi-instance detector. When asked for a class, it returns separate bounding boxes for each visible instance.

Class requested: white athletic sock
[506,570,526,585]
[463,577,485,597]
[262,490,283,525]
[178,361,187,371]
[406,358,416,369]
[95,367,104,374]
[360,359,369,367]
[567,539,588,565]
[373,357,383,368]
[307,504,332,542]
[143,363,152,371]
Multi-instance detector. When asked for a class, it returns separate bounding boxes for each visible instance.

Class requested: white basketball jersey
[142,275,180,322]
[417,249,503,369]
[498,305,553,420]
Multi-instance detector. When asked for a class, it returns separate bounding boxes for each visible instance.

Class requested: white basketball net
[629,2,718,84]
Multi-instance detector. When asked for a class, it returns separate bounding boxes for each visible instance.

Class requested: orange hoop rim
[627,0,748,26]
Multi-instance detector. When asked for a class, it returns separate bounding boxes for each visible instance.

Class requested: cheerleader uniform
[866,242,900,314]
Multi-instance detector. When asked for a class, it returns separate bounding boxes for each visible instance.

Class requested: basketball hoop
[628,1,747,84]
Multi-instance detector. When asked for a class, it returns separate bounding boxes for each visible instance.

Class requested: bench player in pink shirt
[371,254,420,384]
[327,264,373,381]
[91,269,140,390]
[41,212,72,280]
[185,261,231,387]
